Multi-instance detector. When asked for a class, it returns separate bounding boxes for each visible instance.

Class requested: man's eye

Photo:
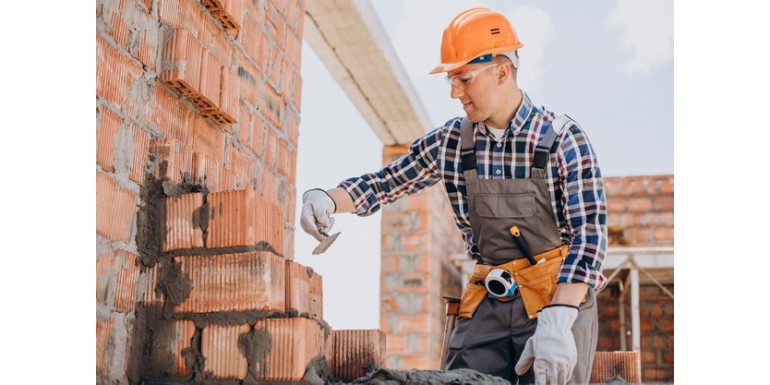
[459,76,472,84]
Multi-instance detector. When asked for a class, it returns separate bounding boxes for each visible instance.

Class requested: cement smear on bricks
[337,368,511,385]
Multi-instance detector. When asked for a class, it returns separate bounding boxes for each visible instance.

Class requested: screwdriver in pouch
[509,226,538,266]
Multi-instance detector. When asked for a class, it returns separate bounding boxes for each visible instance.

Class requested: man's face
[447,62,502,123]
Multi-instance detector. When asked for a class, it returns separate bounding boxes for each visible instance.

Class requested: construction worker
[300,7,606,385]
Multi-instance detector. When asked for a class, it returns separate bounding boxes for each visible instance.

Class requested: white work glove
[300,189,337,242]
[515,304,579,385]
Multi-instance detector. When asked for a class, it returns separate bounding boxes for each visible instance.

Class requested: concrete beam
[304,0,432,145]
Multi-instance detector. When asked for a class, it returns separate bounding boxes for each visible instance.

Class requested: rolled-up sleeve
[556,123,608,288]
[338,127,446,217]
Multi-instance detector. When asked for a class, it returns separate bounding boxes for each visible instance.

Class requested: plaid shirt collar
[476,90,534,139]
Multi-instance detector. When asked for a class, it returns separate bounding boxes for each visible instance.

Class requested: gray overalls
[445,117,598,384]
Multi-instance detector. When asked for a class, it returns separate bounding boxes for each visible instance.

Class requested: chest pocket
[474,193,536,218]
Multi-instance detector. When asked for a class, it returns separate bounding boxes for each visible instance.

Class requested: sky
[293,0,673,331]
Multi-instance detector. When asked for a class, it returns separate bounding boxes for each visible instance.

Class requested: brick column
[379,145,463,370]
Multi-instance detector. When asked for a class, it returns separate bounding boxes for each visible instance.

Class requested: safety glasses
[445,63,498,88]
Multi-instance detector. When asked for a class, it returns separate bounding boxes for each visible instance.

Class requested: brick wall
[603,175,674,247]
[379,146,463,370]
[96,1,387,383]
[596,174,675,383]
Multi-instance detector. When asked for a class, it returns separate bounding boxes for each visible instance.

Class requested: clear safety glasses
[445,63,498,88]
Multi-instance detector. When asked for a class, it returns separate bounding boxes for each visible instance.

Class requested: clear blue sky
[293,0,673,330]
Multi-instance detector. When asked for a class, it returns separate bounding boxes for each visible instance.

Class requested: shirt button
[495,169,501,175]
[496,143,502,148]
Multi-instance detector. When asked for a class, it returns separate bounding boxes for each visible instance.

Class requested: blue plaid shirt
[339,92,607,288]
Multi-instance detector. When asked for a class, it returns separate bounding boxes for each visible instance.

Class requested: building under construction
[95,0,674,383]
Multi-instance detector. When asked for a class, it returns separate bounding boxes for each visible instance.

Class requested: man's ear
[496,63,511,85]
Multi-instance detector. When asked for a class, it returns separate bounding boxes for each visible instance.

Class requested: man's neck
[485,87,523,128]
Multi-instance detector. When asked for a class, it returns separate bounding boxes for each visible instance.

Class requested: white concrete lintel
[304,0,432,146]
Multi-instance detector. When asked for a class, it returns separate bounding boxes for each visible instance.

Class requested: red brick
[331,329,386,381]
[237,102,252,145]
[284,28,302,68]
[128,124,151,184]
[276,138,289,176]
[150,84,190,142]
[193,49,221,112]
[285,261,323,319]
[292,70,302,110]
[173,320,197,377]
[385,334,405,355]
[662,349,674,364]
[191,152,207,186]
[257,170,281,214]
[96,35,144,118]
[400,355,430,370]
[240,14,269,72]
[627,197,653,212]
[395,314,433,334]
[216,0,244,33]
[202,324,250,379]
[263,128,278,167]
[233,49,262,107]
[96,253,112,305]
[97,107,121,173]
[113,251,141,312]
[159,0,205,29]
[200,5,232,61]
[206,189,285,254]
[590,351,641,384]
[96,172,137,241]
[173,251,285,313]
[640,349,656,364]
[163,193,205,251]
[653,227,674,243]
[265,1,285,45]
[261,82,284,129]
[250,116,265,157]
[627,227,653,246]
[190,114,225,165]
[658,175,675,194]
[225,146,254,188]
[138,263,164,306]
[160,28,203,98]
[244,0,264,23]
[252,318,327,382]
[96,317,114,377]
[214,65,239,126]
[200,0,224,12]
[653,196,674,212]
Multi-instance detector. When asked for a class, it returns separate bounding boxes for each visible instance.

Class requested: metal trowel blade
[312,232,340,255]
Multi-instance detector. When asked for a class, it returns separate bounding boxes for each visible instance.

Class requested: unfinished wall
[597,174,675,383]
[96,1,388,384]
[379,146,463,370]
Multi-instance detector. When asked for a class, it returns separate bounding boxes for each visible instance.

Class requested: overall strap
[532,114,573,178]
[460,118,476,171]
[459,118,482,262]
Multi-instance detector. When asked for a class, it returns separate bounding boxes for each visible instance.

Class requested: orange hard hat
[430,7,523,74]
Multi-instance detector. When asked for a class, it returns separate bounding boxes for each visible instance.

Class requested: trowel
[312,231,340,255]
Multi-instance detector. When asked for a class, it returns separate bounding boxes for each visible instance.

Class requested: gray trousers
[446,288,598,384]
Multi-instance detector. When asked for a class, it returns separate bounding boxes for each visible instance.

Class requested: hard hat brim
[429,44,523,75]
[429,61,469,75]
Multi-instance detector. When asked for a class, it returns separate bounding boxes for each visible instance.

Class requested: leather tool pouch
[458,259,522,319]
[458,246,570,319]
[458,279,487,319]
[514,256,562,319]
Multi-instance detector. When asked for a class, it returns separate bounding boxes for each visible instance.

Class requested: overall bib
[445,117,598,384]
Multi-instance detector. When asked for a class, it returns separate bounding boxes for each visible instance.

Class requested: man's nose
[450,84,464,99]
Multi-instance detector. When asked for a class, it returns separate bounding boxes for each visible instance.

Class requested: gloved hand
[515,304,579,385]
[300,189,337,242]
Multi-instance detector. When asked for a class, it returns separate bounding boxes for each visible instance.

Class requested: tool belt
[458,245,569,319]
